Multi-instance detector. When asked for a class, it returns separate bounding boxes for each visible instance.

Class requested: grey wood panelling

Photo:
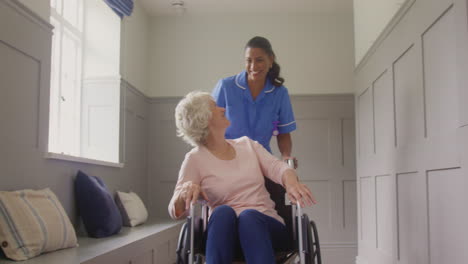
[131,249,153,264]
[396,172,428,264]
[393,44,425,149]
[168,235,178,264]
[375,175,394,258]
[358,89,374,158]
[155,120,189,182]
[302,180,332,235]
[343,119,356,170]
[272,96,357,250]
[321,247,359,264]
[373,70,394,156]
[359,176,375,246]
[343,180,357,239]
[420,5,460,172]
[147,98,190,216]
[155,241,170,264]
[427,168,468,263]
[456,0,468,127]
[422,6,458,140]
[355,1,468,263]
[293,119,330,175]
[0,42,41,150]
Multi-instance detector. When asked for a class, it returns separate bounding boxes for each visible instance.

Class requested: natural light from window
[49,0,121,164]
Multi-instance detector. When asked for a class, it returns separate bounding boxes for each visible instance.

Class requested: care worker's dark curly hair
[245,36,285,87]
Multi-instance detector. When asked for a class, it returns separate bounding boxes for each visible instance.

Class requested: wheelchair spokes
[300,214,321,264]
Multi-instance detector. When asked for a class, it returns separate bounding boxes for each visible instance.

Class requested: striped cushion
[0,188,77,261]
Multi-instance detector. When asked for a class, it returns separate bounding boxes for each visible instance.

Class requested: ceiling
[138,0,354,16]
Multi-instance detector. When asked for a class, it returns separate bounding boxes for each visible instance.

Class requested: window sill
[45,152,124,168]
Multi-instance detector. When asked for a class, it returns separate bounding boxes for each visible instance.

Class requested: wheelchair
[175,177,322,264]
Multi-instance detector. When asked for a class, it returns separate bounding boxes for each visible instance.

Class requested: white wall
[15,1,353,97]
[353,0,406,65]
[149,14,355,97]
[121,1,151,95]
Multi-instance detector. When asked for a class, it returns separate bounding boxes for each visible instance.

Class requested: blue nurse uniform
[212,71,296,153]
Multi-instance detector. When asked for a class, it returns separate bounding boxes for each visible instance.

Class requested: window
[49,0,121,164]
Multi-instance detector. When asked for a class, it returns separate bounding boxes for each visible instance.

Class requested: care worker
[212,36,298,167]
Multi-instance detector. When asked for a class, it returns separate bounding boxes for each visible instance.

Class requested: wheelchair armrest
[290,203,308,263]
[289,202,304,241]
[189,200,209,230]
[187,200,209,257]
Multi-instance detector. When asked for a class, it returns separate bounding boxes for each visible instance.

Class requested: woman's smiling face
[208,100,230,130]
[245,47,273,82]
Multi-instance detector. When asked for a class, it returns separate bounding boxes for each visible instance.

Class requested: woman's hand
[283,171,317,207]
[178,181,209,210]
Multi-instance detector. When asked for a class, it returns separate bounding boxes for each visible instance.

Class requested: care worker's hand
[283,172,317,207]
[178,181,209,210]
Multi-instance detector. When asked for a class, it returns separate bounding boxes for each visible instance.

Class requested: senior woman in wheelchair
[168,91,317,264]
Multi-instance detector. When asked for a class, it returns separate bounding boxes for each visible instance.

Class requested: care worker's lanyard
[272,121,279,136]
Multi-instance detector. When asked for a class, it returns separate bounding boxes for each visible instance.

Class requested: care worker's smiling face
[245,47,273,82]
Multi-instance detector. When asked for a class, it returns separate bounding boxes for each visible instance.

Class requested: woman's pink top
[168,136,292,224]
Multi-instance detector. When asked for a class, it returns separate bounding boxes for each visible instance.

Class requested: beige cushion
[0,188,77,261]
[115,191,148,227]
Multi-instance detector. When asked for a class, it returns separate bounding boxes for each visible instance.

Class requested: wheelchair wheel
[176,222,190,264]
[309,220,322,264]
[301,215,322,264]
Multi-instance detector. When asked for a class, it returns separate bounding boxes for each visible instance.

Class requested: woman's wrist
[282,170,299,188]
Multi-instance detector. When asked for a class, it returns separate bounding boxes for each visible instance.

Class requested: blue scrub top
[212,71,296,152]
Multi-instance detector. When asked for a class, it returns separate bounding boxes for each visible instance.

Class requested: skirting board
[355,256,369,264]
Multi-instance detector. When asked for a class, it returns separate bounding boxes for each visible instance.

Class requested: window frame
[48,0,122,167]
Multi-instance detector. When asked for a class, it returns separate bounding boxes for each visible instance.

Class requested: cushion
[0,188,77,261]
[115,191,148,227]
[75,171,122,238]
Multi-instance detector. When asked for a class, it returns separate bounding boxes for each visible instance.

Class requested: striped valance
[104,0,134,18]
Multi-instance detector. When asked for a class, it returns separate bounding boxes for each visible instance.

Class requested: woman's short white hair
[175,91,213,147]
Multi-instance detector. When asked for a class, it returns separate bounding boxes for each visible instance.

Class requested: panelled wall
[355,0,468,263]
[148,95,358,264]
[1,1,358,263]
[0,0,150,226]
[273,96,357,264]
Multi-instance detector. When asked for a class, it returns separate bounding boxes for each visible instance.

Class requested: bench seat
[0,218,183,264]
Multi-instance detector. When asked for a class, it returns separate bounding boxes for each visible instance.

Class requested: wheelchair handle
[285,158,295,168]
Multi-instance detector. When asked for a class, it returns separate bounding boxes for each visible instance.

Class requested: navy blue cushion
[75,170,122,238]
